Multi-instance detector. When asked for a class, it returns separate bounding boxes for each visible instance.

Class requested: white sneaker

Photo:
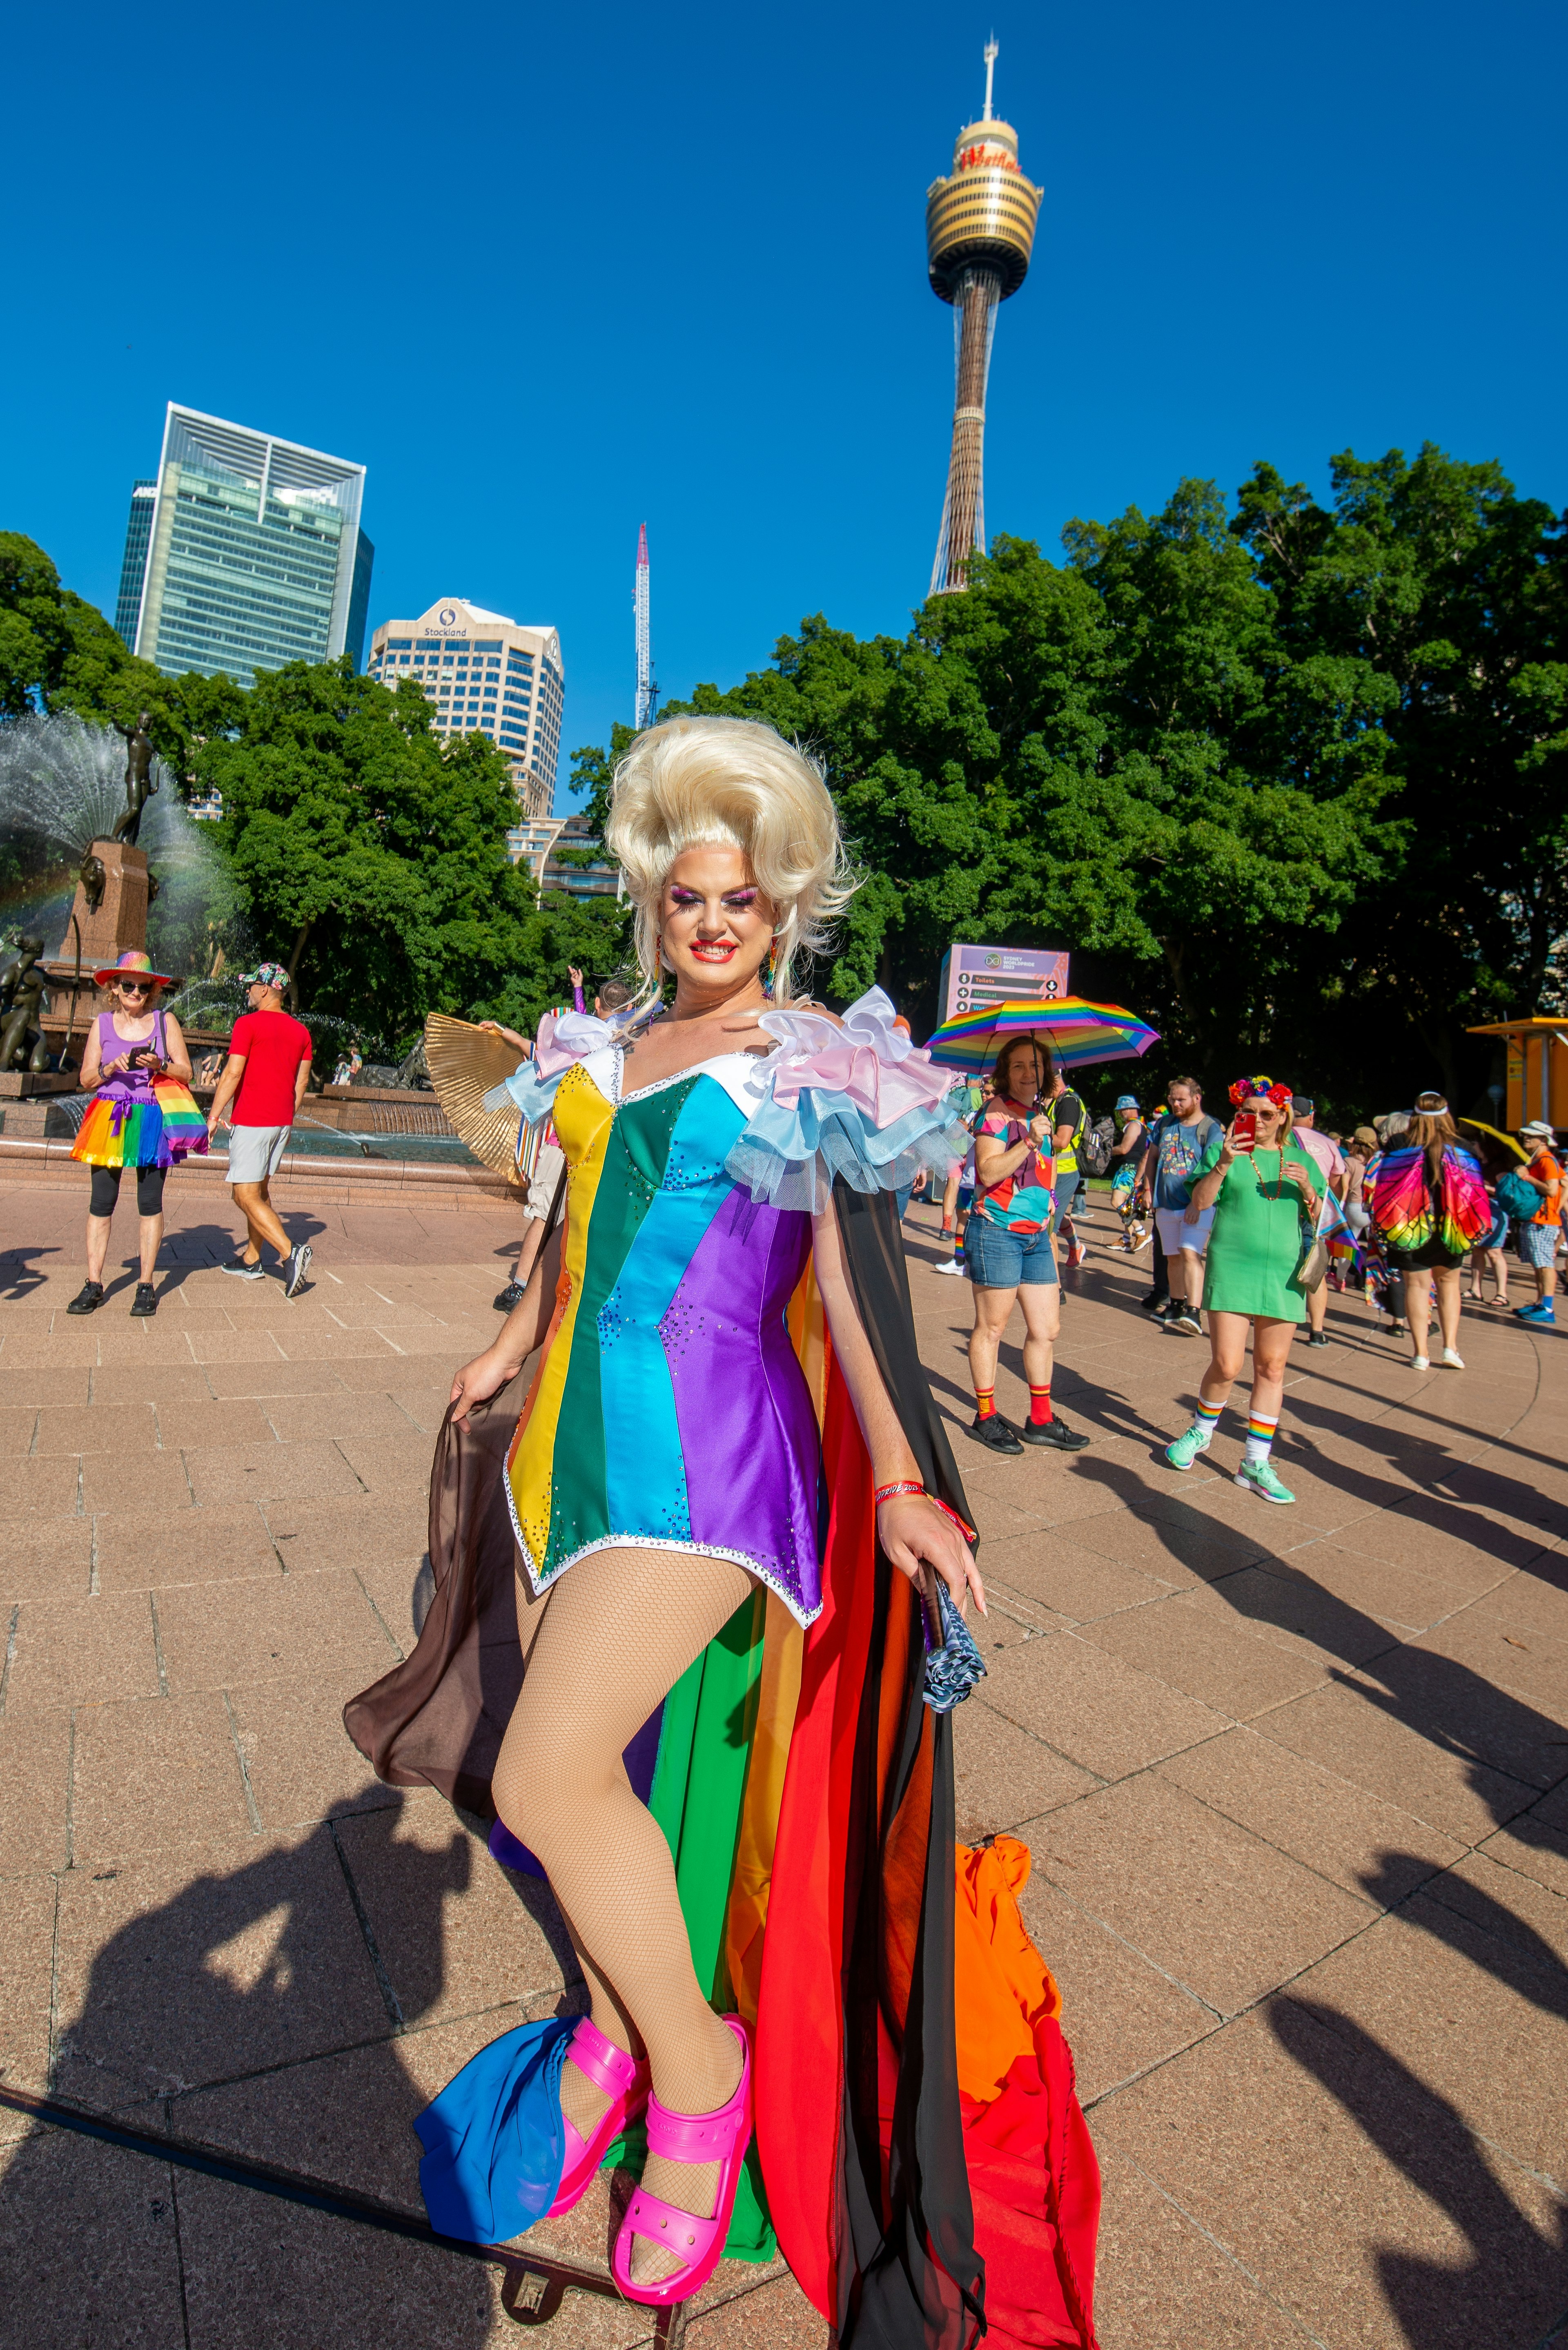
[932,1257,966,1276]
[1441,1347,1465,1369]
[1411,1355,1430,1370]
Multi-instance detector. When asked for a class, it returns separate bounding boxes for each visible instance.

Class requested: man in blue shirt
[1136,1077,1224,1334]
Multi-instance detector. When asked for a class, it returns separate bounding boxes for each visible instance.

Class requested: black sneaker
[966,1413,1024,1455]
[219,1255,265,1280]
[1017,1415,1091,1451]
[129,1282,158,1318]
[284,1241,313,1299]
[1165,1309,1203,1335]
[1142,1293,1172,1316]
[66,1280,104,1316]
[1305,1331,1329,1349]
[493,1279,527,1312]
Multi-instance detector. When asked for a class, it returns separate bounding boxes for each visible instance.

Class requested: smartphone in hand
[1231,1110,1258,1153]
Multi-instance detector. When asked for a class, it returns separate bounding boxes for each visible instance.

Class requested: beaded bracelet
[873,1483,977,1543]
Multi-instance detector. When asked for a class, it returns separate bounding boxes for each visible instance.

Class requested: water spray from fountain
[0,711,239,979]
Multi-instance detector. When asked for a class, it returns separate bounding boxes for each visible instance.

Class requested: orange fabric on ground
[953,1835,1101,2348]
[954,1835,1062,2105]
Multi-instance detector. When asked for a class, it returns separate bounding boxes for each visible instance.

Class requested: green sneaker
[1164,1425,1212,1471]
[1234,1458,1295,1505]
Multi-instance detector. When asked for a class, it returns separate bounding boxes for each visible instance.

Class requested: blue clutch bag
[922,1579,987,1714]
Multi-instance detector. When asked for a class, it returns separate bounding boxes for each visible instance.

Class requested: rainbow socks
[1244,1409,1280,1464]
[1187,1395,1224,1450]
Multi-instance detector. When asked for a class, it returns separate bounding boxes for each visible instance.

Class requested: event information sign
[938,945,1070,1023]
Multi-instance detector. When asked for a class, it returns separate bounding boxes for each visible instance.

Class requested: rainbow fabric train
[1370,1142,1490,1255]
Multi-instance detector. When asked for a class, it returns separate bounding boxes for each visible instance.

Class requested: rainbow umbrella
[925,995,1160,1075]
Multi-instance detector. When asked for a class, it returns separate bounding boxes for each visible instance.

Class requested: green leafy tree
[193,660,542,1030]
[1233,445,1568,1101]
[0,532,243,760]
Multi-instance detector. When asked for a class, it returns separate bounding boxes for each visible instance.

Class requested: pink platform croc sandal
[546,2016,651,2219]
[611,2015,753,2308]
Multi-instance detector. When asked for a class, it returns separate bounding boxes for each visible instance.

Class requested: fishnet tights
[494,1546,752,2283]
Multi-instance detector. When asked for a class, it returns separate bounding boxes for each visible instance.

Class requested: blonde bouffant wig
[606,715,856,1006]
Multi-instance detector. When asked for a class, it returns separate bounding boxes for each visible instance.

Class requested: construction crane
[634,523,659,731]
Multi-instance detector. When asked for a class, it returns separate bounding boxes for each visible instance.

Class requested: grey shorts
[522,1142,566,1222]
[226,1125,290,1184]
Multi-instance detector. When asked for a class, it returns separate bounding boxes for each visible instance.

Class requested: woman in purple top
[67,951,203,1318]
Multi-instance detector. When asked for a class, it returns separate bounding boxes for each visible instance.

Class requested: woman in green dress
[1163,1078,1321,1504]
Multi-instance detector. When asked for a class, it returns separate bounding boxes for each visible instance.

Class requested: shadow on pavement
[0,1788,580,2343]
[0,1244,57,1299]
[1270,1997,1567,2350]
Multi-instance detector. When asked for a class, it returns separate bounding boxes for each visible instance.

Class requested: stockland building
[125,404,373,684]
[368,600,564,825]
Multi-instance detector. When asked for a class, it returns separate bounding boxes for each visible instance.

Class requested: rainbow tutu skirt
[71,1085,209,1171]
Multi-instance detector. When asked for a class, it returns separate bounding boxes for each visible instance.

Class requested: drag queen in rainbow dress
[347,717,1102,2345]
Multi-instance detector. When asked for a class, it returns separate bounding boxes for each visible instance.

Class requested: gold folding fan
[423,1013,528,1178]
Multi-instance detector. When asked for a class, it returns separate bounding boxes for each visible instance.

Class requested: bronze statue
[0,938,49,1074]
[111,712,159,847]
[78,847,107,913]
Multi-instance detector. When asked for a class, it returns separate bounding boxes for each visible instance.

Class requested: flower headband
[1229,1076,1292,1108]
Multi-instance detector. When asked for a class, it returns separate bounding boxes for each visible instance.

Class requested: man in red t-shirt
[206,962,316,1295]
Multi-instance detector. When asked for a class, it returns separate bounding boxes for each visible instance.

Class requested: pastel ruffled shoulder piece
[726,985,968,1213]
[481,1008,616,1121]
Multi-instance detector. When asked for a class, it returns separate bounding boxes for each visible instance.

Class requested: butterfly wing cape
[1372,1143,1490,1255]
[344,1181,1099,2349]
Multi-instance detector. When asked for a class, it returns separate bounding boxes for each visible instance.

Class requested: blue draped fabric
[415,2013,574,2243]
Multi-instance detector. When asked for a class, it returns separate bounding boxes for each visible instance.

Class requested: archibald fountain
[0,710,227,1088]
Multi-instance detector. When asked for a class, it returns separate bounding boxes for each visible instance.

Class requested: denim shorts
[1053,1173,1081,1224]
[1483,1208,1509,1253]
[967,1214,1058,1288]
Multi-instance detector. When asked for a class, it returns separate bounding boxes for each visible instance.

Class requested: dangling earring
[654,933,662,981]
[760,946,775,999]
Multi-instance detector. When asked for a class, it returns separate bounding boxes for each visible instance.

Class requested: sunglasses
[117,981,155,997]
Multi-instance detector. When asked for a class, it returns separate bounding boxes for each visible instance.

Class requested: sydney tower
[926,42,1042,594]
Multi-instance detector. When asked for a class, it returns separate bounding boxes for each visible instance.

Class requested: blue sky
[6,0,1562,806]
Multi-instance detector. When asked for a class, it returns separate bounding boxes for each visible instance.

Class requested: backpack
[1496,1168,1540,1221]
[1080,1117,1115,1179]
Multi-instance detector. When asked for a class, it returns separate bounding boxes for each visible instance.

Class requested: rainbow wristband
[873,1483,977,1543]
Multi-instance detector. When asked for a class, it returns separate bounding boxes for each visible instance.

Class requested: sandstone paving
[0,1179,1565,2345]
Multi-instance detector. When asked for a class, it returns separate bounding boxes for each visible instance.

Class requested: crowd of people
[915,1045,1565,1509]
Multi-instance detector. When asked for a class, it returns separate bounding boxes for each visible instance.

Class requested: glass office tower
[132,406,372,682]
[114,480,157,646]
